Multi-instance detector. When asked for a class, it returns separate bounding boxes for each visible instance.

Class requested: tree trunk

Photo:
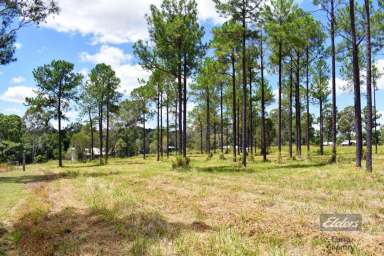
[99,103,103,165]
[200,119,203,154]
[166,95,169,158]
[374,81,378,154]
[58,95,63,167]
[289,56,293,159]
[214,122,217,153]
[349,0,363,168]
[160,91,163,158]
[178,60,183,155]
[306,47,310,158]
[143,111,146,159]
[183,54,187,158]
[157,89,160,162]
[295,51,302,157]
[206,88,211,156]
[220,83,224,154]
[242,12,247,167]
[249,65,253,156]
[105,100,110,164]
[231,51,237,162]
[330,0,337,163]
[89,108,94,160]
[320,99,324,155]
[175,94,178,154]
[365,0,373,172]
[278,41,283,160]
[237,98,241,156]
[260,34,267,161]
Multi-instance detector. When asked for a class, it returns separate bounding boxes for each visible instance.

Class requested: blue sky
[0,0,383,127]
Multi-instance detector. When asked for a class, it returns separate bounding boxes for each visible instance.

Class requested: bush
[34,155,47,163]
[207,153,213,160]
[172,156,190,170]
[219,154,226,160]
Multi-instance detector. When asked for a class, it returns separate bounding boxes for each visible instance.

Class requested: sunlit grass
[0,146,383,255]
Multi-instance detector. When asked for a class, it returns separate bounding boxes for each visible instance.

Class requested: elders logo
[320,214,362,231]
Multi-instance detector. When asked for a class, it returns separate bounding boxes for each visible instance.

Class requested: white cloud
[80,45,150,95]
[80,45,131,67]
[375,59,384,90]
[0,86,35,104]
[327,77,350,95]
[11,76,26,85]
[44,0,223,44]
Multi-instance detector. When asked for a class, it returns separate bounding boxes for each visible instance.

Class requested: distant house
[85,148,110,157]
[341,140,356,146]
[323,142,334,146]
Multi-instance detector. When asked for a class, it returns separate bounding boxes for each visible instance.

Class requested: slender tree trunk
[330,0,337,163]
[99,103,103,165]
[143,111,146,159]
[166,95,169,158]
[175,94,178,154]
[289,57,293,159]
[200,119,203,154]
[105,100,110,164]
[237,98,241,156]
[183,54,187,158]
[349,0,363,168]
[157,88,160,162]
[225,119,229,153]
[320,99,324,155]
[374,82,378,154]
[231,51,237,162]
[249,65,253,156]
[160,91,163,158]
[88,108,94,160]
[58,94,63,167]
[306,47,310,158]
[260,34,267,161]
[214,122,217,153]
[278,41,283,161]
[220,83,224,154]
[178,60,183,155]
[365,0,373,172]
[242,12,247,167]
[206,88,211,156]
[295,51,302,157]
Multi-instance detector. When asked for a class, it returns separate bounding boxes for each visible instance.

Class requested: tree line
[1,0,384,172]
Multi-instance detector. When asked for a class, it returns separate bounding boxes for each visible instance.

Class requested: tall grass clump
[172,156,190,170]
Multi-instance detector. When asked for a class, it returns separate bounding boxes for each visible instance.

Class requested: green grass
[0,147,384,255]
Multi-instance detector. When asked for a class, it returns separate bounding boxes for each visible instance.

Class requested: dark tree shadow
[195,161,330,173]
[12,207,214,255]
[0,171,120,184]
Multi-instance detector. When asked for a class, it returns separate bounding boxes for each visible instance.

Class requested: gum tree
[26,60,82,167]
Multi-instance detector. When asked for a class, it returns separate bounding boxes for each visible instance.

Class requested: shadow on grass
[0,171,120,184]
[195,161,330,173]
[13,207,214,255]
[0,223,13,255]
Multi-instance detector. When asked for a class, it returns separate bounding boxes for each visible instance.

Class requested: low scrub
[172,156,190,170]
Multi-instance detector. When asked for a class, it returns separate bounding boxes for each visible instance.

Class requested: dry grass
[0,147,384,255]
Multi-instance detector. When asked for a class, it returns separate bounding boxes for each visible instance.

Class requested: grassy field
[0,147,383,255]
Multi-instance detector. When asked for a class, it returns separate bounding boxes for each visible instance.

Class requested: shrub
[219,154,226,160]
[172,156,190,170]
[34,155,47,163]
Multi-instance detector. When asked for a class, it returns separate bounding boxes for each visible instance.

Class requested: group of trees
[131,0,384,172]
[1,0,384,173]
